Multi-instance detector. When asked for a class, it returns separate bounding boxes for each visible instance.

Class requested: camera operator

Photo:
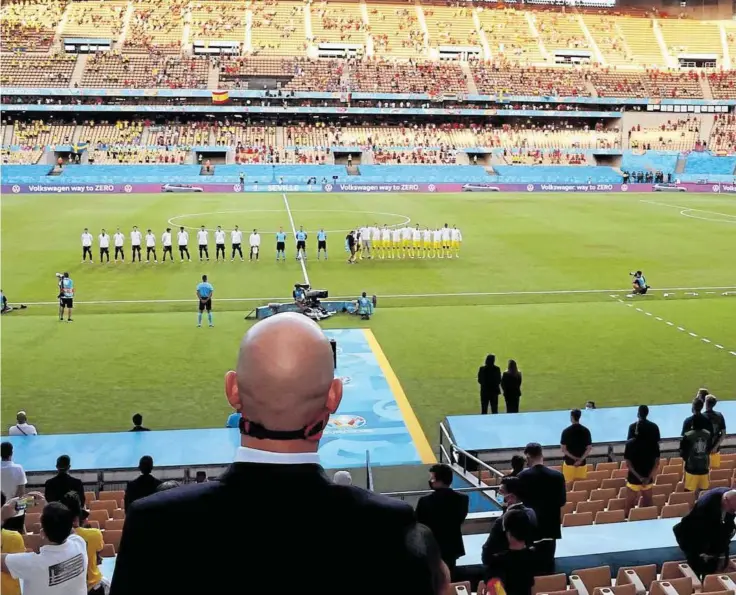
[57,273,75,322]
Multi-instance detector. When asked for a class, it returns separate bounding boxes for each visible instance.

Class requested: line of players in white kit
[354,223,463,259]
[79,226,260,263]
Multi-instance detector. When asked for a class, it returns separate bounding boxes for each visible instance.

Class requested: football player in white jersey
[177,226,191,262]
[391,227,401,260]
[113,228,125,263]
[412,224,422,259]
[215,226,227,261]
[432,228,442,259]
[380,225,391,260]
[441,223,452,259]
[360,226,371,259]
[81,228,94,263]
[130,226,143,262]
[197,225,209,261]
[422,227,432,258]
[401,226,412,259]
[145,228,157,263]
[451,225,463,258]
[162,227,174,262]
[231,225,244,261]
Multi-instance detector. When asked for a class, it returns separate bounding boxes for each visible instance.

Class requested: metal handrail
[439,421,505,483]
[382,486,498,498]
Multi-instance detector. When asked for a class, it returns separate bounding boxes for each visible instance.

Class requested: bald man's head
[225,313,342,448]
[723,490,736,514]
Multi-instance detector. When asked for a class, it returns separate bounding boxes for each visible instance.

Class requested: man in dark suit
[516,443,566,575]
[44,455,85,506]
[478,354,502,414]
[416,463,469,578]
[124,456,161,511]
[111,313,443,595]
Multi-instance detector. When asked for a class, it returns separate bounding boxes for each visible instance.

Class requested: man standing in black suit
[478,354,502,414]
[111,312,443,595]
[416,463,469,578]
[44,455,85,506]
[516,443,566,575]
[124,456,162,511]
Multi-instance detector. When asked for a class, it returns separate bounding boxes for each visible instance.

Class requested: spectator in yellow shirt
[59,491,105,594]
[0,493,24,595]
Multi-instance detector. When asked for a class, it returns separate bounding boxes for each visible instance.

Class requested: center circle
[167,209,412,234]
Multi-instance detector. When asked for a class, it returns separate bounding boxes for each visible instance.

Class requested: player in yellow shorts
[704,395,726,469]
[390,228,401,260]
[623,414,660,516]
[432,228,442,259]
[422,227,432,259]
[401,226,412,259]
[451,225,462,258]
[560,409,592,484]
[411,225,422,258]
[380,225,391,260]
[681,415,713,496]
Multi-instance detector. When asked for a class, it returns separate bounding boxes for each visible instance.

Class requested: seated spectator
[8,411,37,436]
[124,456,161,511]
[482,508,537,595]
[0,493,24,595]
[1,498,88,595]
[0,443,27,533]
[333,471,352,486]
[44,455,85,506]
[59,491,104,595]
[129,413,149,432]
[110,313,441,595]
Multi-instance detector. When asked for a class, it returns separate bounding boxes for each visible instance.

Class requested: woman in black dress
[501,359,522,413]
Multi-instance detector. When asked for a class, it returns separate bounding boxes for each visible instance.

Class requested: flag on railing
[212,90,230,104]
[72,141,88,154]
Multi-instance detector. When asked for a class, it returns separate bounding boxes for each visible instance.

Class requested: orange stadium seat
[576,500,607,516]
[563,512,594,527]
[616,564,658,593]
[570,566,611,595]
[533,574,568,595]
[667,492,695,508]
[595,510,625,525]
[660,504,690,519]
[103,529,123,551]
[628,506,658,522]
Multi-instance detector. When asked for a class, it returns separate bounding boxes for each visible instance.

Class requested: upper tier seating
[710,113,736,153]
[471,63,588,96]
[580,14,631,66]
[190,0,246,44]
[424,6,479,49]
[659,19,724,66]
[477,7,542,63]
[250,1,306,56]
[613,16,667,67]
[533,11,589,53]
[708,70,736,101]
[365,4,425,59]
[629,118,699,151]
[0,52,76,87]
[11,119,75,147]
[1,0,66,52]
[220,56,342,91]
[310,1,366,47]
[124,0,185,53]
[80,52,208,88]
[348,59,468,94]
[61,0,126,39]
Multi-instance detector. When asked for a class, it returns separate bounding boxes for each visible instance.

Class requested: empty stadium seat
[570,566,611,595]
[595,510,625,525]
[591,488,617,502]
[660,561,702,591]
[616,564,658,593]
[650,577,694,595]
[533,574,568,595]
[667,492,695,507]
[628,506,658,521]
[103,529,123,551]
[104,519,125,531]
[702,574,736,592]
[660,504,690,519]
[593,585,636,595]
[563,512,594,527]
[100,543,116,558]
[576,500,607,516]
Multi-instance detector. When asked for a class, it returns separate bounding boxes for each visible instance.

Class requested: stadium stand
[250,1,306,55]
[710,114,736,153]
[0,52,77,87]
[580,14,631,66]
[0,0,67,52]
[476,7,543,63]
[310,1,366,46]
[349,59,468,94]
[658,19,724,65]
[61,0,127,40]
[629,118,700,151]
[190,0,247,44]
[124,0,186,53]
[424,6,479,49]
[80,52,209,88]
[365,4,425,58]
[533,11,590,53]
[470,64,588,97]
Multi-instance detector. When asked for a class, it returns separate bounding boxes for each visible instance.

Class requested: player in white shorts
[401,226,412,259]
[423,227,432,258]
[441,224,452,259]
[391,228,401,259]
[432,228,442,259]
[412,225,422,259]
[451,225,462,258]
[380,226,391,260]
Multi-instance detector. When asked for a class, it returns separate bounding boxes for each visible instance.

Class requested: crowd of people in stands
[1,313,732,595]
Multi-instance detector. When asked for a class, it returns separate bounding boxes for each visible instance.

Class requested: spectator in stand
[478,354,502,415]
[0,443,27,533]
[508,455,525,478]
[124,456,161,512]
[111,313,442,595]
[332,471,352,486]
[695,388,709,403]
[704,396,727,470]
[627,405,661,443]
[623,410,660,517]
[682,398,714,439]
[0,493,24,595]
[416,463,469,579]
[59,491,105,595]
[1,498,88,595]
[674,488,736,580]
[482,476,537,561]
[7,411,37,436]
[517,443,566,575]
[681,413,713,496]
[501,360,522,414]
[560,409,592,484]
[44,455,85,506]
[129,413,149,432]
[482,508,537,595]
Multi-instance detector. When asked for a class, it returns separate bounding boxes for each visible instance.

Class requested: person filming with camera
[57,272,75,322]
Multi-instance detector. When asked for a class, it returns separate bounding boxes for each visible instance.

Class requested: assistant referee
[196,275,214,328]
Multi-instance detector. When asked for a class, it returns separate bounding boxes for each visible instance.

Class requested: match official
[162,228,173,262]
[196,275,214,328]
[81,228,93,263]
[276,227,287,262]
[249,229,261,262]
[296,226,307,260]
[317,228,328,260]
[215,226,226,262]
[145,229,157,263]
[58,272,74,322]
[231,225,243,261]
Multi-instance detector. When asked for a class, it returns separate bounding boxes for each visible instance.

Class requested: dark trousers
[199,245,209,259]
[250,247,259,260]
[163,246,173,261]
[89,584,105,595]
[232,244,243,259]
[687,555,723,581]
[504,394,520,413]
[534,540,557,575]
[216,244,225,259]
[147,247,157,261]
[114,247,124,260]
[132,245,141,261]
[100,248,109,262]
[82,246,93,261]
[179,246,190,260]
[481,391,499,414]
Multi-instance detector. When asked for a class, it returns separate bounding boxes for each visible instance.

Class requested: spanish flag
[486,578,507,595]
[212,90,230,105]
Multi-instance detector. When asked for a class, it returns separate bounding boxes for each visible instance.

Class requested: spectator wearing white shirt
[145,229,157,263]
[249,229,261,262]
[196,226,209,262]
[214,226,226,262]
[130,227,142,263]
[1,497,89,595]
[177,227,191,262]
[8,411,37,436]
[80,229,93,264]
[98,230,110,263]
[113,228,125,263]
[1,442,27,532]
[161,228,173,262]
[231,226,244,261]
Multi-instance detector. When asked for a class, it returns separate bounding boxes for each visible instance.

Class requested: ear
[224,371,241,411]
[325,377,343,414]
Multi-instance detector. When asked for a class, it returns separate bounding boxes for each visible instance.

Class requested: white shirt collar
[234,446,320,465]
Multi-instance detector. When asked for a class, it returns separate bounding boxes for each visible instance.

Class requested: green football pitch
[2,191,735,443]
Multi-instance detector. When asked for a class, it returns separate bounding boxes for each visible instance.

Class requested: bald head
[226,313,341,435]
[723,490,736,514]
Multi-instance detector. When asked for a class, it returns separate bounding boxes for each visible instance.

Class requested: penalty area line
[20,285,736,307]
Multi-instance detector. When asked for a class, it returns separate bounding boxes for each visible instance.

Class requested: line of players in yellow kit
[356,223,462,259]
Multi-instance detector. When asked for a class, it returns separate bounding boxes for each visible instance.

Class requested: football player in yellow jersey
[411,225,422,258]
[452,225,462,258]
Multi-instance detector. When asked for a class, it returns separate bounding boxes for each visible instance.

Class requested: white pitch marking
[641,200,736,219]
[715,344,724,349]
[646,312,653,316]
[677,327,685,331]
[666,322,674,326]
[282,193,309,287]
[655,317,663,321]
[689,332,697,337]
[702,339,711,343]
[636,307,643,312]
[730,351,736,356]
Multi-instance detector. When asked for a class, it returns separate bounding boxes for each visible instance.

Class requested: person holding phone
[0,443,27,533]
[1,493,24,595]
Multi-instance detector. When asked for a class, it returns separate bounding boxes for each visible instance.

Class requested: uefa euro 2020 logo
[327,415,366,430]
